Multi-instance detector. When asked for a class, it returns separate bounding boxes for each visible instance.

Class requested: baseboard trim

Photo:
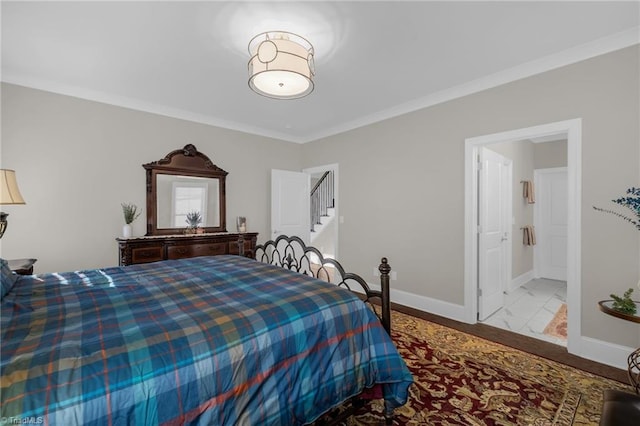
[578,335,635,371]
[392,288,469,323]
[363,281,469,323]
[361,283,634,370]
[509,270,535,293]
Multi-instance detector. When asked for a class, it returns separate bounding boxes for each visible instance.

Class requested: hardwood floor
[392,303,629,384]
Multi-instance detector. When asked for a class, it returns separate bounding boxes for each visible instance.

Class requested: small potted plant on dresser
[185,211,203,234]
[121,203,141,238]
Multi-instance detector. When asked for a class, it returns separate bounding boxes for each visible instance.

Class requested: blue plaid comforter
[1,255,412,425]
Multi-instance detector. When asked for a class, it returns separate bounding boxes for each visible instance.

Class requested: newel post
[378,257,391,335]
[237,234,245,257]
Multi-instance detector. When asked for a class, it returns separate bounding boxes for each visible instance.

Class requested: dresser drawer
[131,246,164,264]
[117,233,258,266]
[167,243,227,259]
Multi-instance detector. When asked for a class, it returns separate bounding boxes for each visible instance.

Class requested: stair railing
[310,170,334,232]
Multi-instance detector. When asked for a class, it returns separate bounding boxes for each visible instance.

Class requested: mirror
[156,175,220,229]
[144,144,227,235]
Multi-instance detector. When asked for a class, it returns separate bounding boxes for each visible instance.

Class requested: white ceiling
[2,1,639,143]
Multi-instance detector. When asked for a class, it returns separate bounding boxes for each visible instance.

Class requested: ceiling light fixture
[248,31,315,100]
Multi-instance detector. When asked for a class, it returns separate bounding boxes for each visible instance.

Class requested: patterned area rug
[340,311,632,425]
[544,303,568,340]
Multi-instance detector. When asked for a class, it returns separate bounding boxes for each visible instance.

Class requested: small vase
[122,224,132,238]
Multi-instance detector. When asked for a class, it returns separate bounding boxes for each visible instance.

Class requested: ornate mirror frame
[144,144,227,236]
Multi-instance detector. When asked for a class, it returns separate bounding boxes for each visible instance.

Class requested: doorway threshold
[480,278,567,347]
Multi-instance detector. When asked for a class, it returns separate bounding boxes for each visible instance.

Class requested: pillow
[1,258,19,299]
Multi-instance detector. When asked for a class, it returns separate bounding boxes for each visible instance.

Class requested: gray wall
[301,45,640,347]
[0,84,302,272]
[534,140,568,169]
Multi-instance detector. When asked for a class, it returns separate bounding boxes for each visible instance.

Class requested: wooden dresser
[116,232,258,266]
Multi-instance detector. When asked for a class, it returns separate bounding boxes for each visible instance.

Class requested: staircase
[311,207,336,243]
[310,170,335,244]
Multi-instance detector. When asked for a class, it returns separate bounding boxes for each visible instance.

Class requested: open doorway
[478,140,568,346]
[464,119,582,354]
[303,164,339,260]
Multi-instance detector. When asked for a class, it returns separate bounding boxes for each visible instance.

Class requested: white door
[535,168,568,281]
[478,148,511,321]
[271,169,310,243]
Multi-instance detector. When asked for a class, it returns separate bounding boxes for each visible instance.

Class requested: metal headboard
[254,235,391,335]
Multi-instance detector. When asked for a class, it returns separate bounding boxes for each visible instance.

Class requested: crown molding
[0,76,307,144]
[3,26,638,145]
[301,26,640,143]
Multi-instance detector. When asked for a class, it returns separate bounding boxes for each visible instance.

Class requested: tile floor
[481,278,568,346]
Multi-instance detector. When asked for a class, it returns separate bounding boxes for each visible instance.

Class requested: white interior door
[535,168,568,281]
[478,147,511,321]
[271,169,310,243]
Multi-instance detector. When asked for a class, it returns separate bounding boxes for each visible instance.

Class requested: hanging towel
[522,225,537,246]
[522,180,536,204]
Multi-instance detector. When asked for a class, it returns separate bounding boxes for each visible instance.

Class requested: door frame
[464,119,582,355]
[302,163,339,260]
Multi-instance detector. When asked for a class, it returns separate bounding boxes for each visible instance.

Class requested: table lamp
[0,169,26,239]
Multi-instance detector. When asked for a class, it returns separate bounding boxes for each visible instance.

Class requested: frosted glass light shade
[248,31,314,100]
[0,169,25,204]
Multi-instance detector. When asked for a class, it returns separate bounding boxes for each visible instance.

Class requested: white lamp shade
[0,169,26,204]
[248,31,314,99]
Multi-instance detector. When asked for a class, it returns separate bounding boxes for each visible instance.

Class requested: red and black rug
[331,311,631,425]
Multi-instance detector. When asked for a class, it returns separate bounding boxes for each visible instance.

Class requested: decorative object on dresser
[236,216,247,233]
[184,210,203,234]
[117,144,256,266]
[0,169,26,239]
[120,202,141,238]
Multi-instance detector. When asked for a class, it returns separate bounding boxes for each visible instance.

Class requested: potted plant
[185,211,202,234]
[121,203,141,238]
[594,187,640,314]
[593,187,640,231]
[610,288,637,315]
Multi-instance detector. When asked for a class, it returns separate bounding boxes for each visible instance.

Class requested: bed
[0,238,412,425]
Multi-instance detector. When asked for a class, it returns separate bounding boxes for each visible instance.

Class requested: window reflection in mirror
[156,175,220,229]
